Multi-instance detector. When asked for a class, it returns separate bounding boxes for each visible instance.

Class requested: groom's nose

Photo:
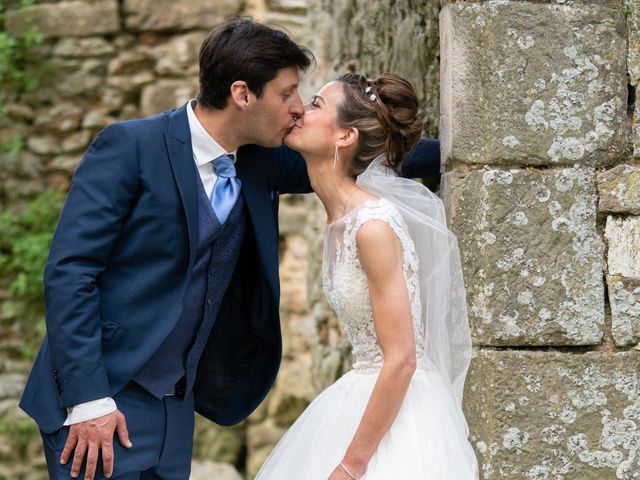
[290,93,304,119]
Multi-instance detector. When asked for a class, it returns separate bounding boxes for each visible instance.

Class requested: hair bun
[336,73,422,176]
[370,74,423,171]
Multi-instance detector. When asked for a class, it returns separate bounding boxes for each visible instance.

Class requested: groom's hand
[60,409,132,479]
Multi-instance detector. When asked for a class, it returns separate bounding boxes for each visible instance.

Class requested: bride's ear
[336,127,359,149]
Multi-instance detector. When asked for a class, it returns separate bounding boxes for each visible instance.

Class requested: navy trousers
[41,385,195,479]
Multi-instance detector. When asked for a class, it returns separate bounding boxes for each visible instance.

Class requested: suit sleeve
[400,138,441,179]
[270,146,313,194]
[44,123,140,408]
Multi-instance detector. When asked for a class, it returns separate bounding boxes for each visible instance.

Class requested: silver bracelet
[339,462,360,480]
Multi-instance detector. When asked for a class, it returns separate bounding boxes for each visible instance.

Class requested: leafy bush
[0,190,65,357]
[0,0,44,97]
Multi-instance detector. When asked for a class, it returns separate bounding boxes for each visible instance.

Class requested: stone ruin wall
[1,0,639,479]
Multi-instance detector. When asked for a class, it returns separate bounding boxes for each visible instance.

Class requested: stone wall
[1,0,639,479]
[440,0,640,478]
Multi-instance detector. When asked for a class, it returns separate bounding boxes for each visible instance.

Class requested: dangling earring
[334,143,339,170]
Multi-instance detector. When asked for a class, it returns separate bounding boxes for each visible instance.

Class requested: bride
[255,73,479,479]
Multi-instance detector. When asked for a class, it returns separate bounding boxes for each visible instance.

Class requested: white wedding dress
[255,196,479,480]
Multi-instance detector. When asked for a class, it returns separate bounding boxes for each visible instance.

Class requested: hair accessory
[364,86,376,102]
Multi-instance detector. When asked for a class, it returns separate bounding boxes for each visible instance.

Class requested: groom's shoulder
[94,109,176,149]
[111,108,173,134]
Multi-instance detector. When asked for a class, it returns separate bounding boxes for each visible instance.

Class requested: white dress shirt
[64,100,236,425]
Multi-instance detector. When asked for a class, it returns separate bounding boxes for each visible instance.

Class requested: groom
[20,17,441,480]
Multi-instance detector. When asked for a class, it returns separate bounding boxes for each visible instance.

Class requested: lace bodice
[322,198,427,372]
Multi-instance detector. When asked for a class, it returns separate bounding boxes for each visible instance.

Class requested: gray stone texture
[140,79,199,117]
[440,1,628,167]
[465,350,640,479]
[607,276,640,347]
[604,216,640,347]
[635,85,640,159]
[123,0,243,31]
[149,32,206,77]
[305,0,441,137]
[605,216,640,279]
[597,165,640,214]
[442,167,604,346]
[190,461,243,480]
[4,1,120,39]
[627,0,640,86]
[52,37,116,58]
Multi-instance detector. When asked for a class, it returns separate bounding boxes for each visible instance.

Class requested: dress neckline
[325,198,386,229]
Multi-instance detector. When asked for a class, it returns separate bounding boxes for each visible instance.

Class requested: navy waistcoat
[134,175,246,398]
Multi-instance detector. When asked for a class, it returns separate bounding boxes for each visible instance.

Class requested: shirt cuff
[63,397,117,426]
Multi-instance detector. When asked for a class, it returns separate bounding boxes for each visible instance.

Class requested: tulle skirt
[255,367,479,479]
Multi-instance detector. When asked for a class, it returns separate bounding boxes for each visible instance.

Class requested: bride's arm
[329,219,417,480]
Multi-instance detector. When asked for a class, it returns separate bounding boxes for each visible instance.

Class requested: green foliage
[0,0,44,95]
[0,135,24,155]
[0,416,40,454]
[0,190,65,357]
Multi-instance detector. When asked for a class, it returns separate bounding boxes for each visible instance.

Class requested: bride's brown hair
[336,73,422,177]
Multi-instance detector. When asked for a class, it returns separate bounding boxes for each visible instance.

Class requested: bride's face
[285,81,345,159]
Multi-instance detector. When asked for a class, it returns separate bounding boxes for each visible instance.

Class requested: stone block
[140,80,198,117]
[628,0,640,86]
[108,51,155,76]
[189,460,242,480]
[150,31,206,77]
[605,216,640,278]
[27,135,60,155]
[34,103,83,132]
[440,1,628,167]
[193,416,243,465]
[52,37,115,58]
[61,130,92,153]
[0,373,26,399]
[5,1,119,39]
[106,72,155,95]
[246,418,286,479]
[262,11,307,41]
[597,165,640,214]
[54,59,106,98]
[635,85,640,159]
[82,110,115,130]
[607,275,640,347]
[267,0,307,14]
[123,0,242,32]
[465,349,640,480]
[49,154,82,174]
[442,167,604,346]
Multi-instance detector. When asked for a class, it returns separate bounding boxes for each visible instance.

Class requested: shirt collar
[186,99,237,166]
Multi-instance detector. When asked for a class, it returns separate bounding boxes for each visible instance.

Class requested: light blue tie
[211,154,241,225]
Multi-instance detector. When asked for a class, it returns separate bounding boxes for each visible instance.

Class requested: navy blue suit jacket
[20,103,440,432]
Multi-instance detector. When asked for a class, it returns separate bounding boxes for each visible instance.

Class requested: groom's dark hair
[197,17,314,109]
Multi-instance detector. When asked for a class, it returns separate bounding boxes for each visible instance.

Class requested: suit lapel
[235,153,279,300]
[165,104,199,270]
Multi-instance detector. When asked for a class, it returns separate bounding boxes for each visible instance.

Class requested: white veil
[356,155,472,409]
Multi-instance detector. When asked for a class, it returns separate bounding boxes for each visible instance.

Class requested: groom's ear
[229,81,253,108]
[337,127,359,149]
